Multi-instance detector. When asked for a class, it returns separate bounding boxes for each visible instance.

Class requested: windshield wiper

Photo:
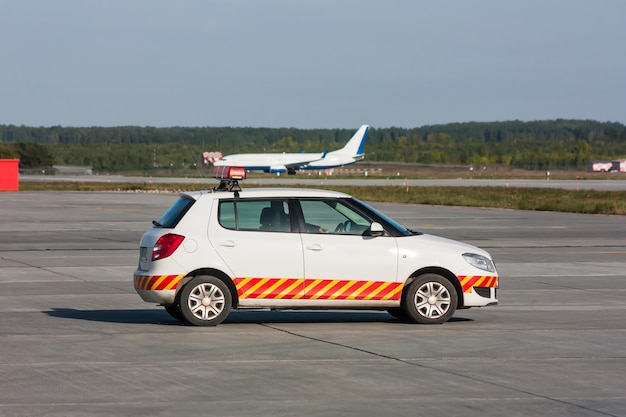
[152,220,163,227]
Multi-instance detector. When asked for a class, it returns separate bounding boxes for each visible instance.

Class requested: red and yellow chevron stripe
[234,278,305,299]
[233,277,403,301]
[458,275,499,293]
[134,274,184,291]
[305,279,402,300]
[136,274,498,299]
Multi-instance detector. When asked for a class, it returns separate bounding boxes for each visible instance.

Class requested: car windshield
[153,196,195,228]
[350,198,416,236]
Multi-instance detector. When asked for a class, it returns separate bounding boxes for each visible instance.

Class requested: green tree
[15,143,55,168]
[0,143,18,158]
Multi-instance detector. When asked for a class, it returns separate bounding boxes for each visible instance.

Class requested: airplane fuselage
[209,125,369,174]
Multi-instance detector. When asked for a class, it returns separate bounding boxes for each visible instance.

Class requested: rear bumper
[133,273,185,305]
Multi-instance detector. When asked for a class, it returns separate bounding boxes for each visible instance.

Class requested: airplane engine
[269,165,287,174]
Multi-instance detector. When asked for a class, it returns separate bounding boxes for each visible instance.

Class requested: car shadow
[225,310,473,324]
[45,307,474,325]
[46,308,177,325]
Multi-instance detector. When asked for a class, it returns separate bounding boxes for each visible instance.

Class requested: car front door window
[299,199,371,235]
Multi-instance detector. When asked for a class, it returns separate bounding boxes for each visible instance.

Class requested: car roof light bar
[213,166,246,195]
[214,166,246,180]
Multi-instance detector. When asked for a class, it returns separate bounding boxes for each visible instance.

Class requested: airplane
[203,125,369,175]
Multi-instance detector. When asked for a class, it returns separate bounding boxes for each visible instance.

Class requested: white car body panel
[209,227,305,294]
[300,233,398,283]
[396,233,491,279]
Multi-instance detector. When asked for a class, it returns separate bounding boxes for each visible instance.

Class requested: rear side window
[219,199,291,232]
[153,196,195,228]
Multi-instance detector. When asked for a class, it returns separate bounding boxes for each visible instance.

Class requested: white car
[134,167,499,326]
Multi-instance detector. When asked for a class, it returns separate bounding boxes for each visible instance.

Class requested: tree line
[1,119,625,172]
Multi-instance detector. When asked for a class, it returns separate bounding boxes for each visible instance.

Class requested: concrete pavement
[1,191,625,416]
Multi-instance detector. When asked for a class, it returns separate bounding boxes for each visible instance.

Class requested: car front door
[297,199,400,301]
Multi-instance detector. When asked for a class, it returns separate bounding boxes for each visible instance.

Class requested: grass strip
[18,181,626,215]
[338,185,626,215]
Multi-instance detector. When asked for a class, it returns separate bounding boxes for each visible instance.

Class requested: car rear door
[209,198,305,300]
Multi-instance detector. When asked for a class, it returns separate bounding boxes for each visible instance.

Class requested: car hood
[410,233,492,258]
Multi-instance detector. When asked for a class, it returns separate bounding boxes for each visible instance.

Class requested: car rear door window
[219,199,291,232]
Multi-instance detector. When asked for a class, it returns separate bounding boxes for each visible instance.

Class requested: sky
[1,0,625,129]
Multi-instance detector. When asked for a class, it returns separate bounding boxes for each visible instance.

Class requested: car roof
[181,187,352,200]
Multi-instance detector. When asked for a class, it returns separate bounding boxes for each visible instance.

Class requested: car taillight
[152,233,185,261]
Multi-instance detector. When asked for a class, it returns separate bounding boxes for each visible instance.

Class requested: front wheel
[404,274,458,324]
[386,307,410,321]
[179,276,232,326]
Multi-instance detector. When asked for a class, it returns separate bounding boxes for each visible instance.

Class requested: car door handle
[219,240,236,247]
[306,244,323,251]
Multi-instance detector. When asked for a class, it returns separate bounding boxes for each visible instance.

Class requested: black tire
[386,307,410,321]
[164,304,185,321]
[179,276,232,326]
[404,273,458,324]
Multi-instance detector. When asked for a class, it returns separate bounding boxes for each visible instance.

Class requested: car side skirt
[237,298,401,308]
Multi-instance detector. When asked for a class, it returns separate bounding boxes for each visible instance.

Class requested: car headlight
[462,253,496,273]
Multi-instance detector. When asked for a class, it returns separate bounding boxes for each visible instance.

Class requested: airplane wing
[282,155,324,170]
[268,156,324,174]
[214,152,325,174]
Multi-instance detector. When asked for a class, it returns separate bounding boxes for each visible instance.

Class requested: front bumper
[458,275,499,307]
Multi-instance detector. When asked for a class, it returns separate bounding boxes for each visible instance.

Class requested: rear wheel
[164,304,184,321]
[179,276,232,326]
[405,274,457,324]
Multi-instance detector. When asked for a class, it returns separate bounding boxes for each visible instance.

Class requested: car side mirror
[369,222,384,237]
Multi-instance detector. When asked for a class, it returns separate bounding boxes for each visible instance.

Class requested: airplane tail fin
[334,125,369,157]
[202,151,223,166]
